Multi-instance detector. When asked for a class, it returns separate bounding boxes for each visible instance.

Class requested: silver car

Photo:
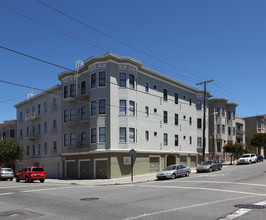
[196,160,223,173]
[156,164,191,180]
[0,168,14,181]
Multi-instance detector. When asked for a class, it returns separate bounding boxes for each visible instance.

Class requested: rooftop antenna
[75,60,84,97]
[27,89,34,100]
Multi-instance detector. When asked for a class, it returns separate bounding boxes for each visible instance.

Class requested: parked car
[256,154,263,162]
[0,168,14,181]
[196,160,223,173]
[16,166,46,183]
[238,153,257,164]
[156,164,191,180]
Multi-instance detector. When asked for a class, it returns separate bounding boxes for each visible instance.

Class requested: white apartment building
[209,98,238,162]
[14,85,63,178]
[58,53,211,179]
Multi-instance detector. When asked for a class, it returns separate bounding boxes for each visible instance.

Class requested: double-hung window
[119,127,126,143]
[163,111,168,124]
[91,101,96,116]
[70,108,76,122]
[99,127,106,143]
[81,132,86,145]
[99,99,106,114]
[163,133,168,145]
[99,71,106,87]
[175,114,179,125]
[81,106,86,120]
[64,134,69,146]
[91,128,96,143]
[91,73,96,89]
[145,106,149,117]
[119,73,126,87]
[81,81,86,95]
[175,135,178,146]
[70,84,75,97]
[64,85,68,98]
[129,101,135,116]
[70,133,76,146]
[196,100,202,110]
[163,89,168,101]
[129,128,135,143]
[145,82,149,92]
[119,100,126,115]
[129,74,135,89]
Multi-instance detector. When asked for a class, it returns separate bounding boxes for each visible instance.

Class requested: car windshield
[201,161,212,165]
[164,165,177,171]
[2,168,13,172]
[241,155,251,158]
[32,168,44,172]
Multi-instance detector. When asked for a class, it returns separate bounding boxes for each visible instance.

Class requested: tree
[250,133,266,154]
[0,140,24,167]
[223,144,246,164]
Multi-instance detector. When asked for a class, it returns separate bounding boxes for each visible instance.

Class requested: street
[1,162,266,220]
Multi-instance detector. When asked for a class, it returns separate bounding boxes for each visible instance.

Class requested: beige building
[245,114,266,156]
[236,114,245,146]
[14,85,63,178]
[208,98,238,162]
[0,120,17,141]
[58,53,211,179]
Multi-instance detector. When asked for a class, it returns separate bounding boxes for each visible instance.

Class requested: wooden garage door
[79,160,91,179]
[95,159,108,179]
[149,156,160,172]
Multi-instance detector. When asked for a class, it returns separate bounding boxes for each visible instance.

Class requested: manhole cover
[80,197,99,201]
[234,204,265,209]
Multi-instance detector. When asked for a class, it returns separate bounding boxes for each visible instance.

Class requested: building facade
[58,53,211,179]
[0,120,17,141]
[14,85,63,178]
[208,98,238,162]
[245,114,266,156]
[236,114,245,146]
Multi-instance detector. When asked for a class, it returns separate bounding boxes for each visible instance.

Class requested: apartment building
[236,114,245,146]
[0,120,17,141]
[58,53,211,179]
[208,98,238,162]
[14,85,63,178]
[245,114,266,155]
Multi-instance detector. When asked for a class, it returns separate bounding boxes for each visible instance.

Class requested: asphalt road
[1,162,266,220]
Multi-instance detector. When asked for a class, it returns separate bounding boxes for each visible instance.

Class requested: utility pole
[196,79,214,161]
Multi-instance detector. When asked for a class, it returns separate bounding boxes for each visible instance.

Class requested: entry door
[94,159,108,179]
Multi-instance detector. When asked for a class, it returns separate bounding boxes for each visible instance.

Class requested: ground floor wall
[62,152,202,179]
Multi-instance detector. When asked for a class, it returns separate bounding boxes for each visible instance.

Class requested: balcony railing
[25,112,40,121]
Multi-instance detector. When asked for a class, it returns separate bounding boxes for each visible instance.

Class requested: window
[222,125,225,134]
[70,84,75,97]
[53,141,57,152]
[228,127,231,136]
[53,119,57,131]
[233,112,236,120]
[44,102,47,113]
[70,133,76,146]
[99,71,106,87]
[64,85,68,98]
[145,82,149,92]
[197,137,202,148]
[197,118,202,129]
[217,124,220,134]
[119,73,126,87]
[38,124,41,135]
[99,99,106,114]
[217,142,221,152]
[189,117,192,125]
[10,129,15,138]
[64,133,69,146]
[99,127,106,143]
[64,109,69,123]
[228,111,231,120]
[119,100,126,115]
[154,132,157,137]
[91,128,96,143]
[81,81,86,94]
[91,101,96,116]
[44,143,47,154]
[163,89,168,101]
[129,128,135,143]
[44,122,47,134]
[81,132,86,145]
[163,133,168,145]
[119,127,126,143]
[222,108,225,117]
[26,146,30,156]
[175,114,179,125]
[189,136,192,145]
[70,108,76,122]
[217,107,220,116]
[175,135,178,146]
[154,108,157,114]
[19,129,22,138]
[81,106,86,120]
[53,98,57,110]
[19,111,23,121]
[145,131,149,141]
[145,106,149,117]
[129,74,135,89]
[175,93,178,104]
[163,111,168,124]
[32,145,35,156]
[189,98,192,106]
[91,73,96,89]
[38,144,41,155]
[129,101,135,116]
[196,100,201,110]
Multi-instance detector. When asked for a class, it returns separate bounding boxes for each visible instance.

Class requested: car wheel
[249,160,251,164]
[209,168,212,172]
[171,174,176,179]
[219,166,222,171]
[186,171,190,177]
[40,179,45,183]
[10,178,13,181]
[25,176,29,183]
[16,177,20,182]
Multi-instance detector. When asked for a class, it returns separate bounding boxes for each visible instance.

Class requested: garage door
[149,156,160,172]
[79,160,91,179]
[66,160,76,179]
[94,159,108,179]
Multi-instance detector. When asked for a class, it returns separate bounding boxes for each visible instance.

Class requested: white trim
[94,158,108,179]
[78,159,91,179]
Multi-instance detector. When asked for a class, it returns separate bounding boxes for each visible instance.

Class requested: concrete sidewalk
[46,168,198,186]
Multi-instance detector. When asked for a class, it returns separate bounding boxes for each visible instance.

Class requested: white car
[238,154,257,164]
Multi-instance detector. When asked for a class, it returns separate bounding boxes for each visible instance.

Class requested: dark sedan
[196,160,223,173]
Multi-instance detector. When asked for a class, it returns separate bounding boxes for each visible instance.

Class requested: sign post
[129,149,136,182]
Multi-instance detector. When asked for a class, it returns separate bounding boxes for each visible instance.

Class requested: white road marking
[22,186,80,193]
[0,192,14,196]
[219,200,266,220]
[122,195,253,220]
[134,184,266,197]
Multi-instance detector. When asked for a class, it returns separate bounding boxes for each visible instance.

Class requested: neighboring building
[236,114,245,146]
[208,98,238,162]
[0,120,17,141]
[58,53,211,179]
[245,114,266,156]
[14,85,63,178]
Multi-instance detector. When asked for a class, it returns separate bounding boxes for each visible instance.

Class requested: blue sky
[0,0,266,123]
